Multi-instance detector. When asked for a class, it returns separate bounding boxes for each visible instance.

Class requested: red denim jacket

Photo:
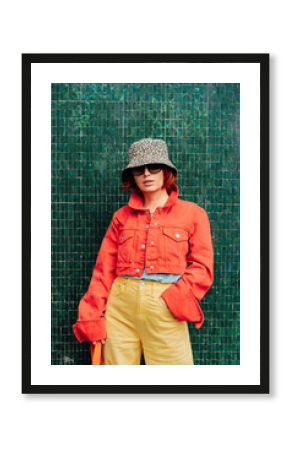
[72,183,214,343]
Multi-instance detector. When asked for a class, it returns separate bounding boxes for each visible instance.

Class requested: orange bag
[89,342,104,365]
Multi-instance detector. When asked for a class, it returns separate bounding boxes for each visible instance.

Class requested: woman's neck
[142,188,169,212]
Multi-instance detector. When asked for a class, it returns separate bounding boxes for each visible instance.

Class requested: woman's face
[132,165,165,193]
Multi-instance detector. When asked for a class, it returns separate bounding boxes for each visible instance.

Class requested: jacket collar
[128,182,179,211]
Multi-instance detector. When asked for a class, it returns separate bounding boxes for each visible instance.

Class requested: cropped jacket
[72,183,214,343]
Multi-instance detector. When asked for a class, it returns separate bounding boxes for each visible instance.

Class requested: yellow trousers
[103,276,194,365]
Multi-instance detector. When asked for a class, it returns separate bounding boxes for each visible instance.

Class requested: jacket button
[135,268,140,273]
[175,233,180,238]
[150,265,154,269]
[140,244,146,249]
[144,224,149,229]
[150,241,154,245]
[154,222,158,225]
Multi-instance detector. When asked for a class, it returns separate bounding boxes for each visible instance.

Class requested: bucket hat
[122,138,178,182]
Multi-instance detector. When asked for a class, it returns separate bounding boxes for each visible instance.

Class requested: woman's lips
[143,180,154,185]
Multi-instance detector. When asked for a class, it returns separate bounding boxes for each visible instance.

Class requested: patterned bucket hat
[122,138,178,181]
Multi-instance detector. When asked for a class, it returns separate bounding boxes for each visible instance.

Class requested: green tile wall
[51,83,240,365]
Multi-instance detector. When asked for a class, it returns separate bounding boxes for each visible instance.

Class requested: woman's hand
[92,340,106,345]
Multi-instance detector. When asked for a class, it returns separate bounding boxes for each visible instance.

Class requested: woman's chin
[141,184,158,192]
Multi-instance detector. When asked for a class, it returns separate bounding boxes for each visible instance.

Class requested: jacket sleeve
[72,213,119,343]
[161,207,214,328]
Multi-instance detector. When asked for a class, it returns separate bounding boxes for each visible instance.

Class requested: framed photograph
[22,53,269,394]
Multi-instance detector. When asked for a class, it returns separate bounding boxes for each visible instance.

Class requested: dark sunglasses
[131,164,164,176]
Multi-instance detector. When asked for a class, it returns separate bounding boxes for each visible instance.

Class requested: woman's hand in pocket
[159,297,168,308]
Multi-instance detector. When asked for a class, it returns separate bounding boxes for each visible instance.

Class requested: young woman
[72,138,214,364]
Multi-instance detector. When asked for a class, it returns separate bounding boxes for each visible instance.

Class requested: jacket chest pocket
[117,229,135,264]
[162,227,189,260]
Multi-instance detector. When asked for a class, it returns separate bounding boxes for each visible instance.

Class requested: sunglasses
[131,164,164,176]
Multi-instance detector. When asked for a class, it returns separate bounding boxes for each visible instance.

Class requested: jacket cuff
[161,284,204,328]
[72,318,106,343]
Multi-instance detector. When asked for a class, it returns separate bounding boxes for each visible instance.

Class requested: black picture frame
[22,53,269,394]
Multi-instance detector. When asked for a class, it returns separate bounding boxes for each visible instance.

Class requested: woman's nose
[144,166,151,175]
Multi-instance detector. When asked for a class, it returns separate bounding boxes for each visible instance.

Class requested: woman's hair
[121,166,177,192]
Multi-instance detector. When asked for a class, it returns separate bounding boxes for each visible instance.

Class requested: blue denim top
[121,267,182,283]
